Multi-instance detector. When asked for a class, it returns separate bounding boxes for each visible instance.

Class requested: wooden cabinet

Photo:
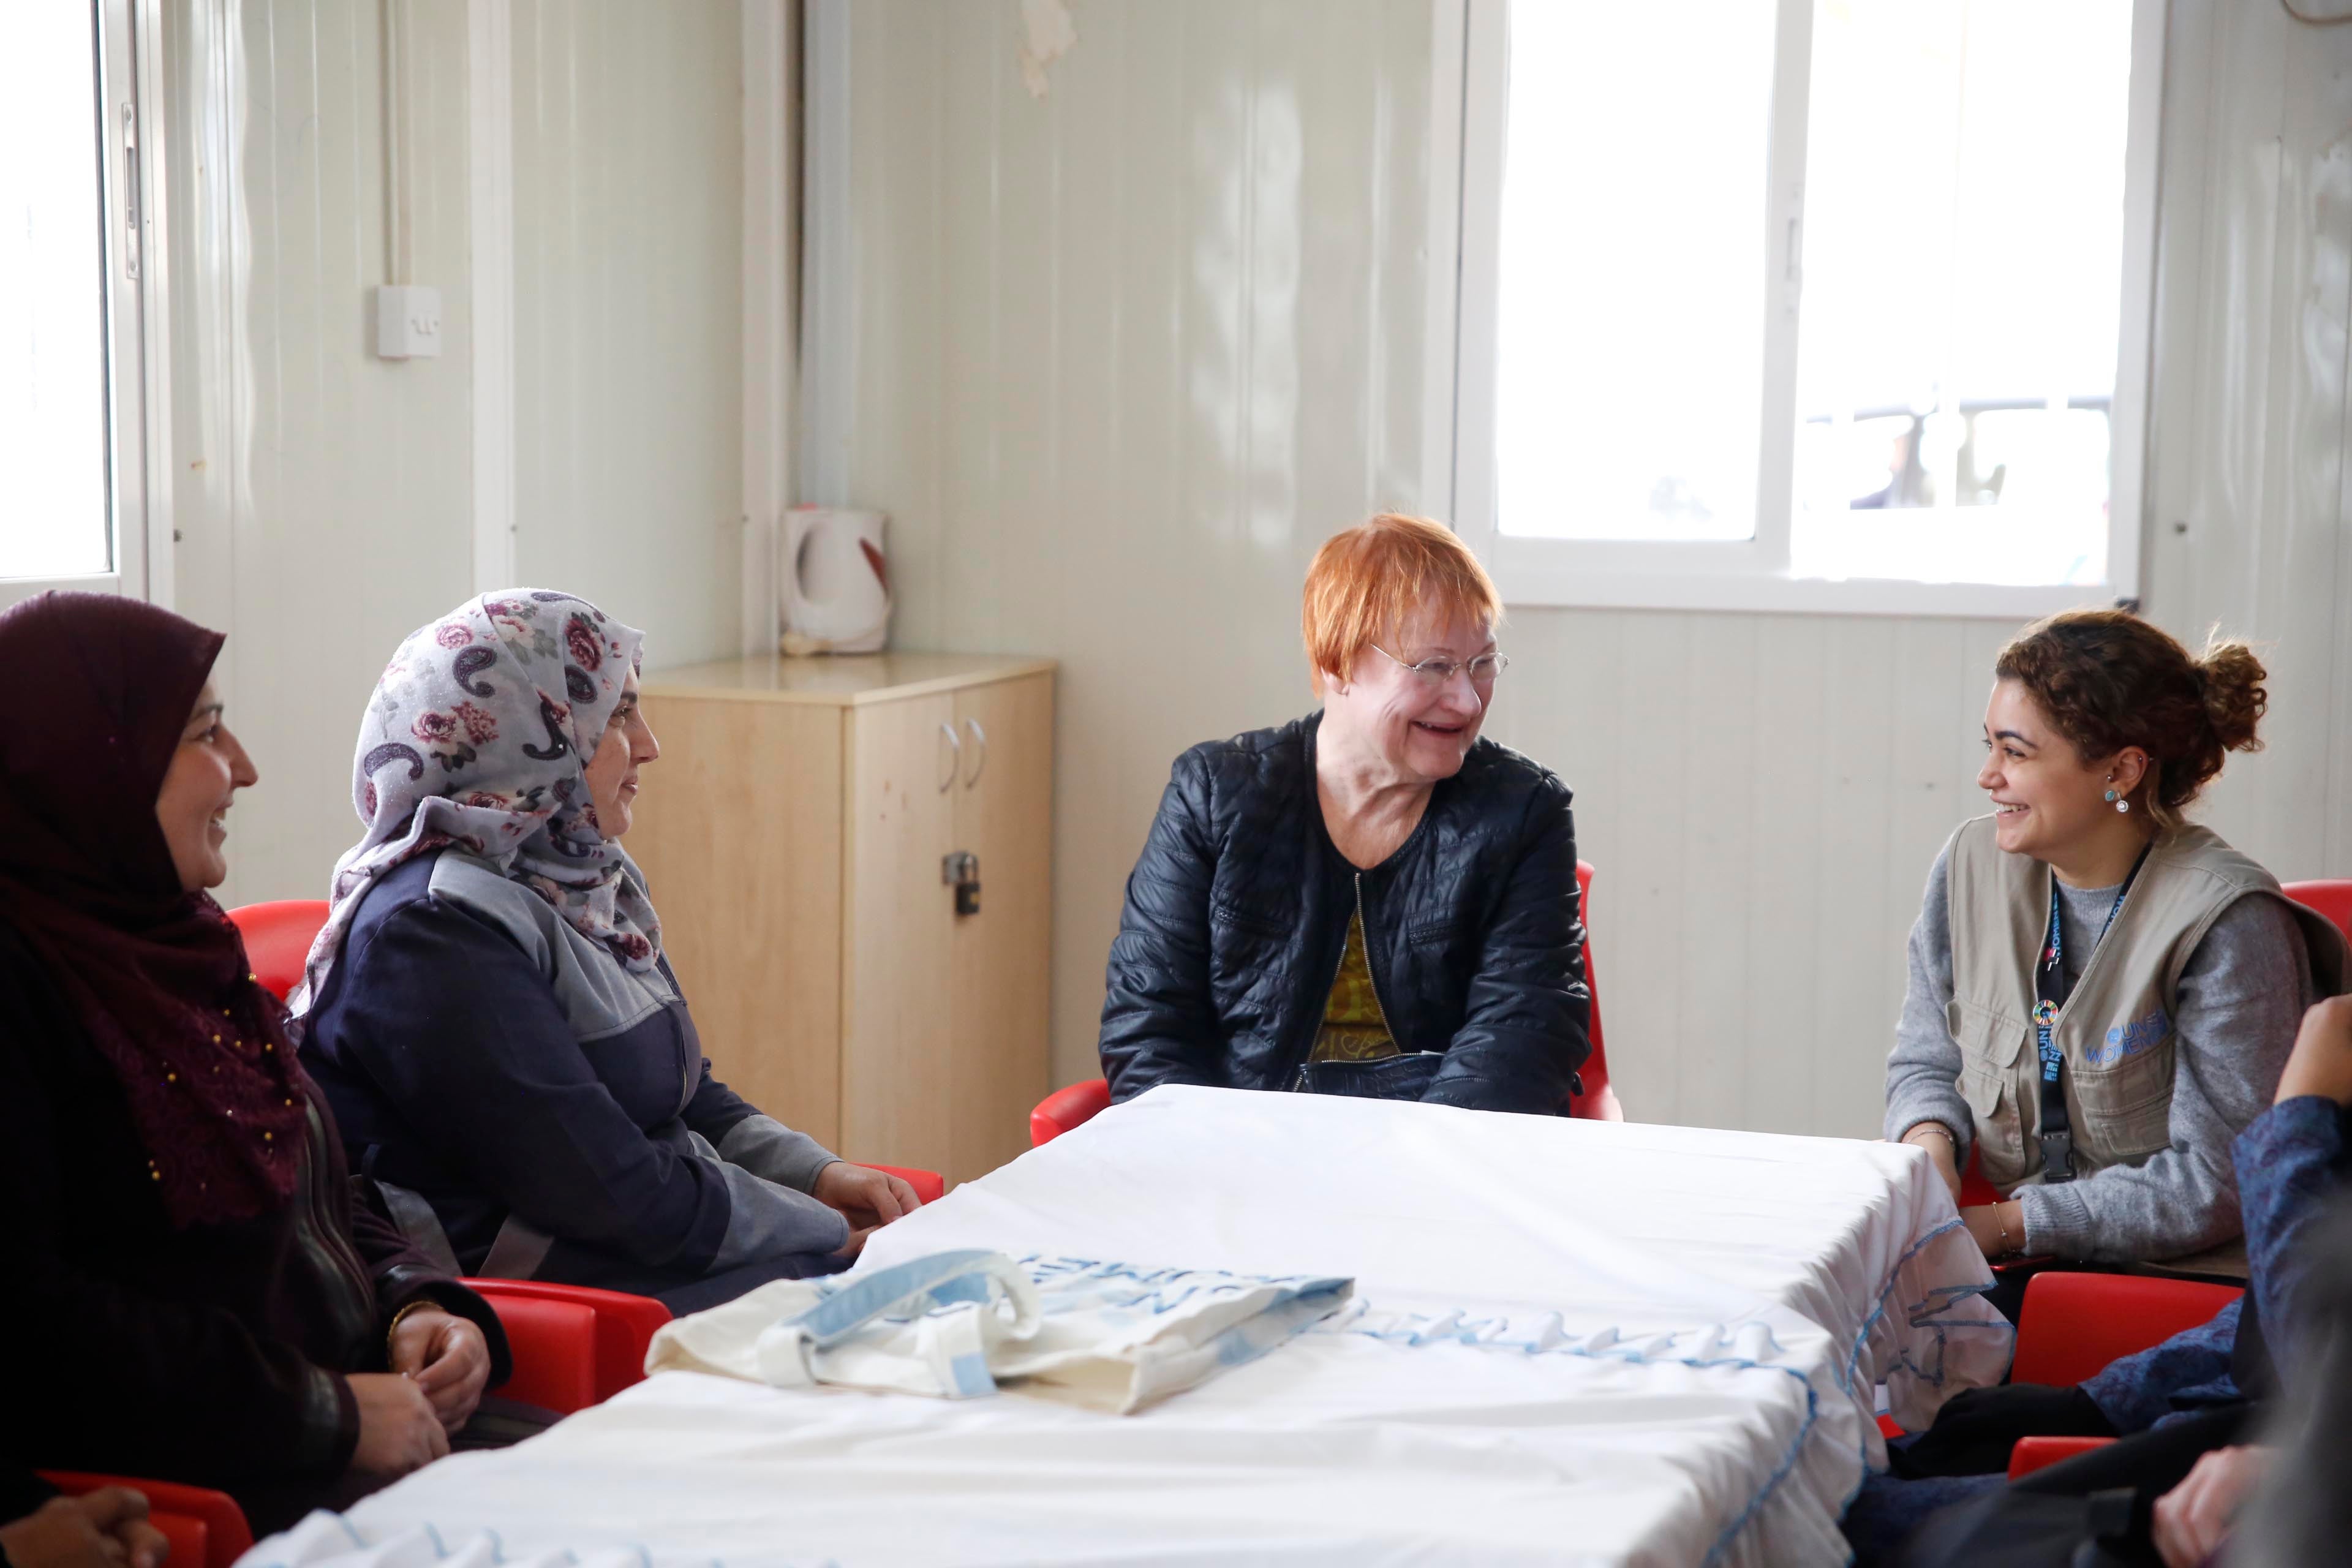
[628,654,1055,1186]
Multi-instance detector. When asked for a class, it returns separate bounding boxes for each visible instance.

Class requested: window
[0,1,156,603]
[1446,0,2162,615]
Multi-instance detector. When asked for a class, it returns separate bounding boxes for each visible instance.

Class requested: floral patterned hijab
[290,590,658,1019]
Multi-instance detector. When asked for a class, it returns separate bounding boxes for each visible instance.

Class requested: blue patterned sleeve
[2234,1095,2350,1376]
[2079,1297,2241,1433]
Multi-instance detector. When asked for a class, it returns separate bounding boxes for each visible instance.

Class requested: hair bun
[2195,635,2267,756]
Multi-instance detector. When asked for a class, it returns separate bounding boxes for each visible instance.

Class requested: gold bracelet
[1994,1206,2017,1256]
[386,1298,442,1363]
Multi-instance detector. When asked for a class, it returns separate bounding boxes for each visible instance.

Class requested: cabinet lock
[943,851,981,916]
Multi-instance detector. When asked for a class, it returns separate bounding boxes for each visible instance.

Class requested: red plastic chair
[225,898,331,1001]
[462,1278,673,1413]
[1031,1078,1112,1147]
[2008,1434,2121,1480]
[2284,878,2352,943]
[2010,1272,2242,1387]
[1030,860,1623,1145]
[1569,860,1623,1121]
[1998,1271,2244,1477]
[36,1473,253,1568]
[1882,1270,2245,1452]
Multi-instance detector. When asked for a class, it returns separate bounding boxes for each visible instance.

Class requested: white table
[244,1087,2009,1568]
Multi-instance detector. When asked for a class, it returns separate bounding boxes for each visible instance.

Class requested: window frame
[1438,0,2167,619]
[1,0,172,614]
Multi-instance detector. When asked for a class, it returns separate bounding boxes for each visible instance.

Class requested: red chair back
[2008,1434,2115,1480]
[1956,1145,2003,1210]
[480,1294,600,1412]
[39,1472,253,1568]
[2010,1272,2242,1387]
[224,899,332,1002]
[1569,859,1622,1120]
[2284,878,2352,943]
[1031,1078,1112,1148]
[1031,859,1623,1143]
[464,1279,673,1412]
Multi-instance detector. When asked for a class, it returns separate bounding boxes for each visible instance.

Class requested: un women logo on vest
[2087,1009,2169,1068]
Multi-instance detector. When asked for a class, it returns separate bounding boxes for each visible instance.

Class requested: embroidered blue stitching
[1835,1218,2016,1519]
[1329,1311,1817,1568]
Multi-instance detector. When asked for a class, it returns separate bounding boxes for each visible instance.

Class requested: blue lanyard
[2034,882,2133,1073]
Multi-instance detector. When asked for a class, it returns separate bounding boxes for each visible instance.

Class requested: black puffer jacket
[1099,712,1590,1114]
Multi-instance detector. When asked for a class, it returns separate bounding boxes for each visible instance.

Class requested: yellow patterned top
[1310,910,1400,1063]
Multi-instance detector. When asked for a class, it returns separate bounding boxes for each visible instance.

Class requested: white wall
[827,0,2352,1131]
[164,0,749,908]
[164,0,480,912]
[827,0,1445,1103]
[511,0,745,666]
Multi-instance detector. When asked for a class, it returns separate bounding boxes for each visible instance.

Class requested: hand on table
[388,1305,492,1433]
[2152,1444,2269,1568]
[814,1163,922,1231]
[2275,995,2352,1107]
[1,1489,170,1568]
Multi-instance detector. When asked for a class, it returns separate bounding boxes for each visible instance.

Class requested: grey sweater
[1883,844,2316,1261]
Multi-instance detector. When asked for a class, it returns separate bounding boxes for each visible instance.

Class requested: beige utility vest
[1947,816,2350,1193]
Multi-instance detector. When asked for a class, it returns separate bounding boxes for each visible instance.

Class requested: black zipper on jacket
[295,1102,379,1354]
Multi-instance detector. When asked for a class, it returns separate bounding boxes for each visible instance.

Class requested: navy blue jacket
[300,849,846,1303]
[1099,712,1590,1113]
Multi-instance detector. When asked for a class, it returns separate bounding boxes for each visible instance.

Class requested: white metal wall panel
[837,0,2352,1130]
[832,0,1445,1101]
[510,0,744,666]
[164,0,747,908]
[2143,0,2352,881]
[164,0,478,912]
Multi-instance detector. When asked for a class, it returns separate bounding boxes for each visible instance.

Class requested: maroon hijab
[0,591,304,1227]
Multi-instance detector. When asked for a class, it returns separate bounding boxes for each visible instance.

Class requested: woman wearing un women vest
[1884,610,2348,1276]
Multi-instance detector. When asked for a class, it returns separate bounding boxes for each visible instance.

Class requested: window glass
[1791,0,2132,585]
[0,2,112,581]
[1492,1,1777,542]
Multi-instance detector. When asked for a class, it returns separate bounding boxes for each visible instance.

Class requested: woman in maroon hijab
[0,592,516,1532]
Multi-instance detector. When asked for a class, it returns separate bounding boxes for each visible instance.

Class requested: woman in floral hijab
[293,590,657,1009]
[296,590,919,1313]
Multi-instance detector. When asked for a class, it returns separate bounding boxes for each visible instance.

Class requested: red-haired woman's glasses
[1370,645,1510,686]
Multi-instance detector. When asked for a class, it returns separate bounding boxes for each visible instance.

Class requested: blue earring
[2103,789,2117,802]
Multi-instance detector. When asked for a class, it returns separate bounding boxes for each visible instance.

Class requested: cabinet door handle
[937,721,961,793]
[962,717,988,788]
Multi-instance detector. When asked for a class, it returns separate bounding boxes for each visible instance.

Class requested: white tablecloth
[241,1087,2010,1568]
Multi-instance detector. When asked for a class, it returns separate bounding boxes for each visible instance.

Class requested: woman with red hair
[1098,514,1590,1113]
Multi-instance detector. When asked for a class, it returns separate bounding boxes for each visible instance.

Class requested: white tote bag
[646,1250,1353,1414]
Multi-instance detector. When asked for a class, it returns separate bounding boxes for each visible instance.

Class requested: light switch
[374,284,443,359]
